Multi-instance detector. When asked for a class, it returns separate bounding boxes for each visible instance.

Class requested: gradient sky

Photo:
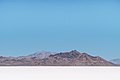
[0,0,120,60]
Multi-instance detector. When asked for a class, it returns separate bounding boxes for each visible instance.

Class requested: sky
[0,0,120,60]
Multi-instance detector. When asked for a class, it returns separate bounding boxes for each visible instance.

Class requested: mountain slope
[25,51,53,59]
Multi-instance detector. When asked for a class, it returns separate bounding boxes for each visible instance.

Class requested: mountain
[110,59,120,65]
[0,50,116,66]
[40,50,114,66]
[0,51,52,66]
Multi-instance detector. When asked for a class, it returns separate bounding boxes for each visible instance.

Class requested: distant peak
[71,50,78,52]
[70,50,81,53]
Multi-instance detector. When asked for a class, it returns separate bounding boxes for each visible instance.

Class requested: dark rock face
[0,50,115,66]
[40,51,114,66]
[49,50,81,59]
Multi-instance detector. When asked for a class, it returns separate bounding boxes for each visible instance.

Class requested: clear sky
[0,0,120,60]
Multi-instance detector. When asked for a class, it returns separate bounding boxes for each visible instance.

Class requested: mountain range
[0,50,117,66]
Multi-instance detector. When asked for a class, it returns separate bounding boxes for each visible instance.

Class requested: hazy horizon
[0,0,120,60]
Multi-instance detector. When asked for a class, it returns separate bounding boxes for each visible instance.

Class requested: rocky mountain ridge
[0,50,116,66]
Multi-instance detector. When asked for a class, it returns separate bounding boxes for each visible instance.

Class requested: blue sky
[0,0,120,60]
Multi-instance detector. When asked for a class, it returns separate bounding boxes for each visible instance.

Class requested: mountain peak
[70,50,80,53]
[49,50,81,59]
[27,51,54,59]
